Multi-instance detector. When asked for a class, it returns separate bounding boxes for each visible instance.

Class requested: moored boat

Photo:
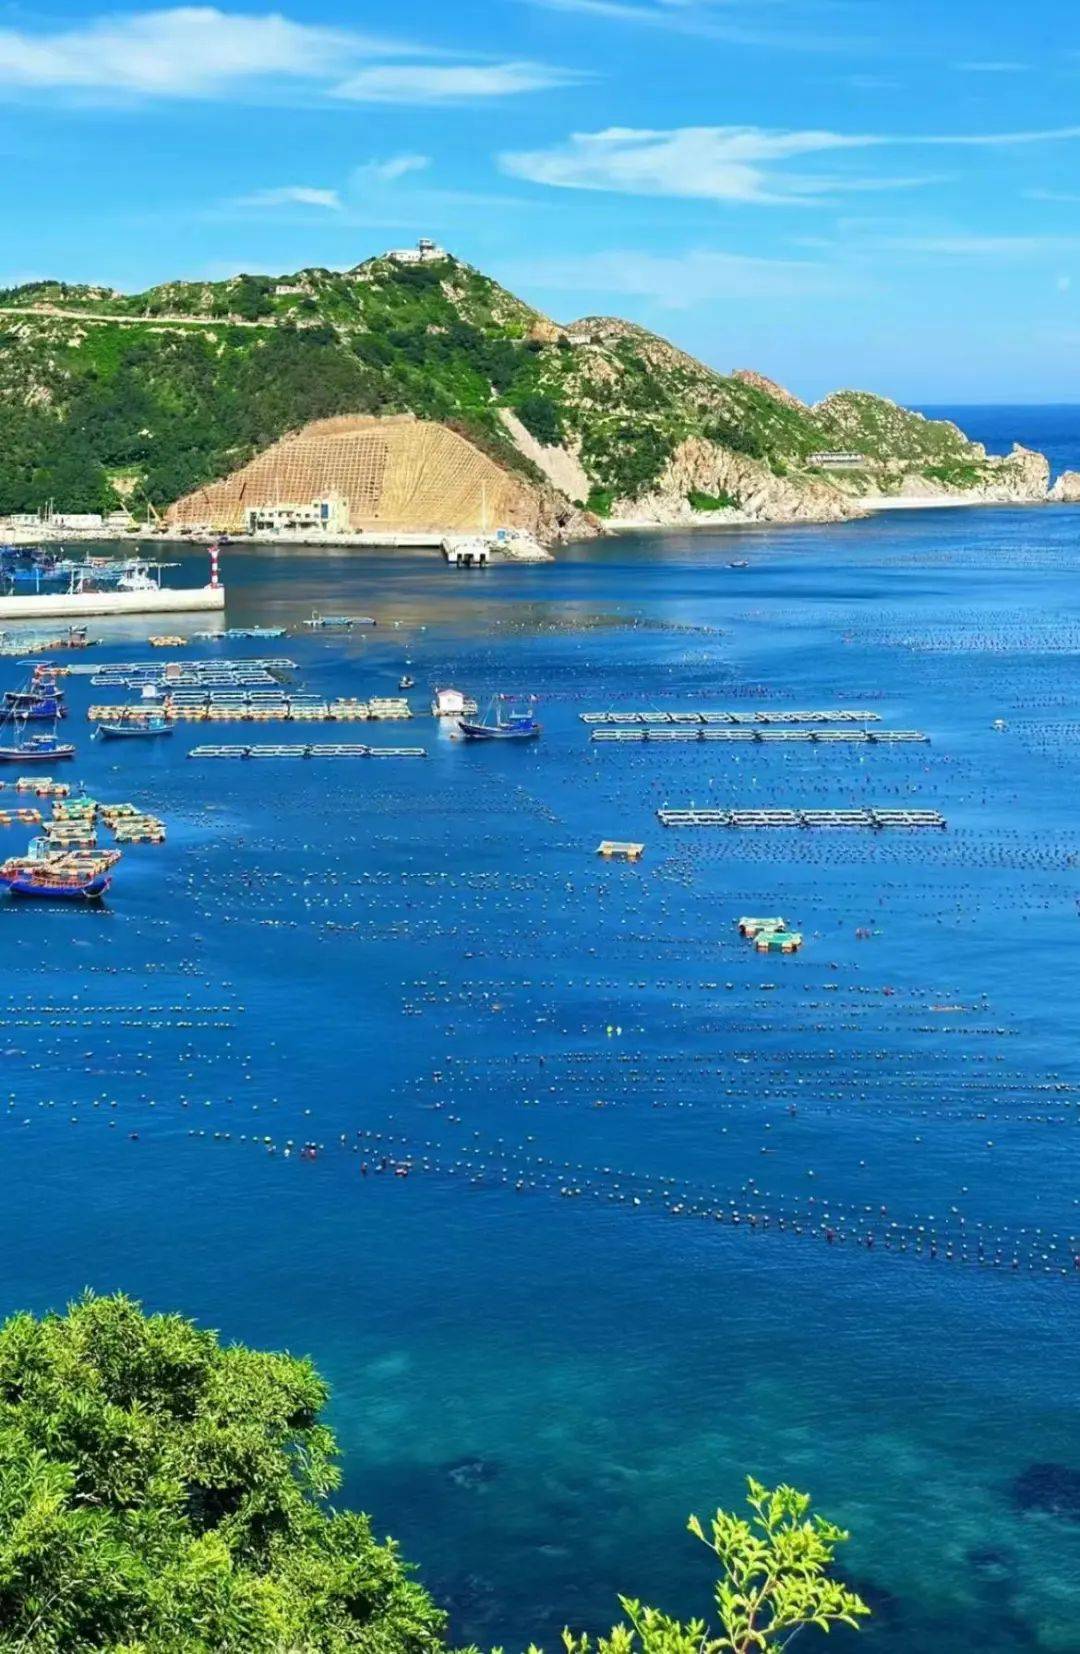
[94,715,172,740]
[0,731,76,763]
[458,694,541,742]
[4,869,110,900]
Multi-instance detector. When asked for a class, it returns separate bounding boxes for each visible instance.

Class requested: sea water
[3,460,1080,1649]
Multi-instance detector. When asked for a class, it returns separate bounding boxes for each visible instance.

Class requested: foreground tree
[560,1480,869,1654]
[0,1293,445,1651]
[0,1295,868,1653]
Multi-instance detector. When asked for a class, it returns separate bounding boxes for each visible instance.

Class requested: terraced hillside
[0,254,1048,528]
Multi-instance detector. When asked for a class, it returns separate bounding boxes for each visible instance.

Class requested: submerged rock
[444,1457,500,1491]
[1012,1461,1080,1521]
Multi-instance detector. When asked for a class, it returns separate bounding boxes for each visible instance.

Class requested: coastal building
[806,452,868,469]
[386,238,447,265]
[245,494,350,535]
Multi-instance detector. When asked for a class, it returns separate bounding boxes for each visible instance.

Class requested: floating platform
[592,728,927,745]
[582,709,881,726]
[658,807,947,829]
[87,697,408,724]
[187,744,426,760]
[596,840,645,860]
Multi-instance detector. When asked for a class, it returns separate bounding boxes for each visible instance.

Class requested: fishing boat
[2,688,67,720]
[305,611,355,631]
[399,675,415,690]
[1,866,110,900]
[94,714,172,740]
[458,694,541,742]
[727,560,749,569]
[0,730,75,763]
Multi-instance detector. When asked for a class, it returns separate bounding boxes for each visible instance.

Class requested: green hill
[0,253,1047,523]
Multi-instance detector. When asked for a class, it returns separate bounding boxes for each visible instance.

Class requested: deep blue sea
[3,407,1080,1652]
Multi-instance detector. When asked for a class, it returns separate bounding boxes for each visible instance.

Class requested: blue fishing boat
[458,694,541,742]
[94,715,172,740]
[2,868,110,900]
[0,730,75,763]
[2,688,67,720]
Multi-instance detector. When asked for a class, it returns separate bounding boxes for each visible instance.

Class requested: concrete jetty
[0,585,224,621]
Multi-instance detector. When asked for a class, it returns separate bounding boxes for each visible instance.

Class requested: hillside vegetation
[0,255,1041,520]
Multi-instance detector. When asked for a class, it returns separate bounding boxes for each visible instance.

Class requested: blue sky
[3,1,1080,400]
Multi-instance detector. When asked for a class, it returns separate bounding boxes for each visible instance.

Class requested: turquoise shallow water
[3,494,1080,1649]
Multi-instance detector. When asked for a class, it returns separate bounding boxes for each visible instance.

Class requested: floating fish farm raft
[657,807,947,829]
[581,708,882,726]
[591,728,928,744]
[81,658,296,688]
[188,744,427,760]
[89,695,412,724]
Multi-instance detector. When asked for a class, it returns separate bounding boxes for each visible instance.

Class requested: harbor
[0,545,224,619]
[2,514,1080,1654]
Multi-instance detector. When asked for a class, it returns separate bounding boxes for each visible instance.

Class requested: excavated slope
[167,414,545,535]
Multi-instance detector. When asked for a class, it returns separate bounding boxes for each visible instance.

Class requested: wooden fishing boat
[0,732,75,763]
[458,694,541,742]
[94,716,172,740]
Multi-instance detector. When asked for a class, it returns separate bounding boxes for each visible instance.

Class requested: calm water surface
[3,492,1080,1651]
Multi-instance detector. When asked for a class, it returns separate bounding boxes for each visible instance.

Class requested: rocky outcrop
[882,443,1049,503]
[1049,470,1080,502]
[731,369,808,412]
[610,437,861,527]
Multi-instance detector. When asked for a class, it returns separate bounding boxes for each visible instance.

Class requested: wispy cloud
[501,123,1080,204]
[954,60,1028,73]
[334,61,583,103]
[500,247,847,309]
[882,234,1080,256]
[523,0,869,52]
[234,185,342,211]
[0,8,577,107]
[353,155,431,184]
[0,7,374,97]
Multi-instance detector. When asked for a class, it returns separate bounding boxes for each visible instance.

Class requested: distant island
[0,241,1058,541]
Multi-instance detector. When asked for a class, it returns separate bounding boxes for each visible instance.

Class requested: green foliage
[585,488,615,517]
[515,394,565,448]
[922,462,984,488]
[0,1293,445,1653]
[687,489,737,512]
[0,254,1000,514]
[580,424,674,499]
[560,1481,868,1654]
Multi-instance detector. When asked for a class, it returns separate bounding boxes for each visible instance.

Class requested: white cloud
[955,60,1028,72]
[502,123,1080,204]
[502,126,900,204]
[334,61,583,103]
[234,185,342,211]
[0,9,575,107]
[502,247,845,308]
[353,154,432,184]
[0,7,371,97]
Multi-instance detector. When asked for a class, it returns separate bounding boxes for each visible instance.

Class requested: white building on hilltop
[386,238,447,265]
